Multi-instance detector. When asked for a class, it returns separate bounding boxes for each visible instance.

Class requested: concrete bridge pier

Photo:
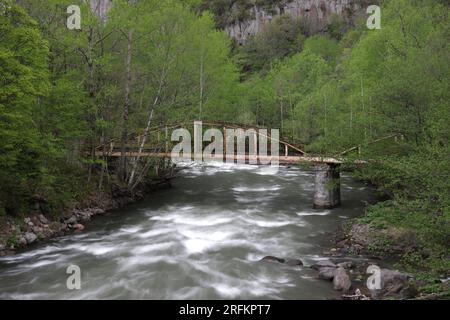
[313,163,341,209]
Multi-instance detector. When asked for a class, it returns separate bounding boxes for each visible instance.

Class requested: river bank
[0,177,173,257]
[316,219,449,300]
[320,163,450,300]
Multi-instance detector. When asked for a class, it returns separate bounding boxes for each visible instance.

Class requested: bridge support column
[313,163,341,209]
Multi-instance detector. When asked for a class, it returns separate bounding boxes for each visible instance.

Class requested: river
[0,163,375,299]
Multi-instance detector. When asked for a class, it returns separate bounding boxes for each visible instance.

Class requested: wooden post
[165,126,168,154]
[253,130,258,163]
[223,127,227,162]
[285,145,288,158]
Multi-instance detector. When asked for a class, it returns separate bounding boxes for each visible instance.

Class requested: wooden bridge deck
[96,151,346,164]
[94,121,400,165]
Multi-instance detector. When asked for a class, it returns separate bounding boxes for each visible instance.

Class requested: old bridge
[95,121,402,209]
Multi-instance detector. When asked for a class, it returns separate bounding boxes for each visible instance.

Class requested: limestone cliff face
[87,0,370,43]
[227,0,370,44]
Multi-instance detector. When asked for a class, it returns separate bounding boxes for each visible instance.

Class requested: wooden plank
[95,152,349,164]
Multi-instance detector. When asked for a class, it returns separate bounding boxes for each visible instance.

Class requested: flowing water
[0,163,375,300]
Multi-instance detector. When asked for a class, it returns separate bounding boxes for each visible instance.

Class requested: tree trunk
[128,108,154,187]
[120,30,133,181]
[128,66,167,188]
[199,52,204,120]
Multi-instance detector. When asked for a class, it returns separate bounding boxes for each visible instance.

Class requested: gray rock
[66,216,77,225]
[337,261,353,269]
[440,277,450,283]
[24,232,37,244]
[260,256,285,264]
[371,268,417,299]
[333,267,351,292]
[73,224,85,231]
[349,223,376,245]
[318,267,337,281]
[19,237,27,246]
[226,0,367,45]
[0,244,5,251]
[285,259,303,267]
[260,256,303,267]
[78,211,92,222]
[91,208,105,215]
[380,269,410,287]
[39,214,49,224]
[398,285,419,299]
[32,226,43,233]
[24,218,31,224]
[311,260,337,270]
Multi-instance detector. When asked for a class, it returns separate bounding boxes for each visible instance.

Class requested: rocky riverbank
[319,221,450,300]
[0,178,173,257]
[260,254,419,300]
[258,214,449,300]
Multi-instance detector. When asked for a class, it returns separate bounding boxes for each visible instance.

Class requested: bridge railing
[338,133,404,156]
[95,121,308,158]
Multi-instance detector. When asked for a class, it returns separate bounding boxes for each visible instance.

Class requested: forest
[0,0,449,297]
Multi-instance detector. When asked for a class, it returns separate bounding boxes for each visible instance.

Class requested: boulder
[73,224,85,231]
[337,261,353,269]
[311,260,337,270]
[18,237,27,246]
[397,285,419,299]
[24,232,37,244]
[39,214,49,225]
[333,267,352,292]
[380,269,410,287]
[350,224,376,246]
[318,267,337,281]
[66,216,77,225]
[285,259,304,267]
[260,256,304,267]
[260,256,285,264]
[32,225,43,233]
[91,208,105,215]
[372,268,417,299]
[77,211,92,223]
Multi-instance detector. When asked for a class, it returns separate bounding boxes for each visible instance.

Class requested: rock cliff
[225,0,372,44]
[87,1,373,43]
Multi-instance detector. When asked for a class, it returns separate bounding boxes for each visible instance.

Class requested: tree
[0,1,49,214]
[237,14,305,74]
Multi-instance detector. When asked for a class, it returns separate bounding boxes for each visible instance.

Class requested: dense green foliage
[235,0,449,279]
[0,0,448,286]
[1,0,240,216]
[0,2,49,215]
[236,15,305,74]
